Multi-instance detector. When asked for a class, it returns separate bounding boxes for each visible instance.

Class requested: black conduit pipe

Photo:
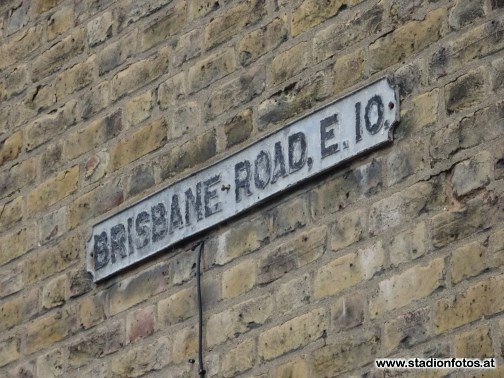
[194,241,206,378]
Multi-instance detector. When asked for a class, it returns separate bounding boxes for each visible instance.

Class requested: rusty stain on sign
[87,77,399,281]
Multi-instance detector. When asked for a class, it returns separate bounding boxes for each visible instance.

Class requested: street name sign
[87,77,399,281]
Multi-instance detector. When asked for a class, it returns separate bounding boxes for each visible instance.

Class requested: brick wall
[0,0,503,376]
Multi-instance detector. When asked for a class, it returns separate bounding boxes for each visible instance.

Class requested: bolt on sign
[87,77,399,281]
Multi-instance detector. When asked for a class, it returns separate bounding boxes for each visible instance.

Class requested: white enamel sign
[87,77,399,281]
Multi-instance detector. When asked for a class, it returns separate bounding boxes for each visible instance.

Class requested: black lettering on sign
[288,132,307,173]
[127,217,134,255]
[235,160,252,202]
[272,142,287,184]
[185,183,203,225]
[135,211,150,249]
[320,113,340,158]
[151,203,168,242]
[365,95,384,135]
[355,102,362,143]
[254,150,271,190]
[204,175,222,217]
[110,224,127,263]
[94,232,109,270]
[170,194,184,233]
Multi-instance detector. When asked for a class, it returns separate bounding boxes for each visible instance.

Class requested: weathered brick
[172,326,197,364]
[127,163,155,197]
[314,240,385,299]
[224,108,253,148]
[382,307,431,354]
[87,10,113,47]
[386,138,428,186]
[394,61,425,99]
[257,70,329,130]
[172,29,202,68]
[238,17,288,66]
[258,308,326,361]
[0,290,38,332]
[222,259,256,299]
[314,5,384,63]
[492,56,504,91]
[78,293,106,330]
[159,129,216,180]
[389,222,428,266]
[431,193,502,249]
[0,25,45,70]
[79,81,111,120]
[31,28,86,82]
[158,287,196,326]
[64,109,122,160]
[24,234,80,284]
[311,159,383,218]
[127,305,155,343]
[168,102,200,140]
[292,0,363,36]
[209,215,269,266]
[39,142,63,180]
[26,310,70,354]
[68,269,93,298]
[47,5,74,40]
[0,227,33,265]
[4,65,28,99]
[204,0,266,49]
[222,338,255,377]
[258,226,326,285]
[84,152,110,184]
[36,348,65,378]
[370,259,445,318]
[157,72,186,109]
[205,65,265,120]
[0,337,19,368]
[110,336,171,376]
[97,29,137,75]
[140,2,186,51]
[0,158,36,199]
[4,0,29,36]
[331,291,366,332]
[332,48,365,94]
[434,275,504,334]
[125,90,153,128]
[459,101,504,150]
[54,56,96,99]
[115,0,172,31]
[31,0,64,15]
[27,166,79,214]
[0,131,22,167]
[188,0,224,20]
[42,274,67,310]
[0,196,23,231]
[445,67,487,114]
[452,151,492,197]
[69,320,123,368]
[0,263,23,298]
[170,248,196,286]
[329,208,367,251]
[451,242,487,285]
[448,0,485,31]
[276,273,312,315]
[271,43,311,87]
[188,48,236,92]
[369,181,436,236]
[271,197,309,237]
[206,295,273,347]
[110,118,166,171]
[489,229,504,267]
[107,261,170,315]
[311,332,379,376]
[26,100,77,151]
[369,8,444,72]
[274,357,308,378]
[110,49,170,101]
[453,326,494,358]
[492,0,504,9]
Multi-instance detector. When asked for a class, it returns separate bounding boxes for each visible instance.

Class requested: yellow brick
[451,242,487,284]
[0,227,31,265]
[26,311,70,354]
[332,48,365,94]
[110,118,166,171]
[271,42,311,86]
[158,287,197,326]
[27,166,79,214]
[172,326,197,364]
[258,308,327,360]
[453,326,494,358]
[221,338,255,377]
[370,258,445,318]
[222,259,256,299]
[0,131,22,166]
[0,337,20,368]
[274,357,308,378]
